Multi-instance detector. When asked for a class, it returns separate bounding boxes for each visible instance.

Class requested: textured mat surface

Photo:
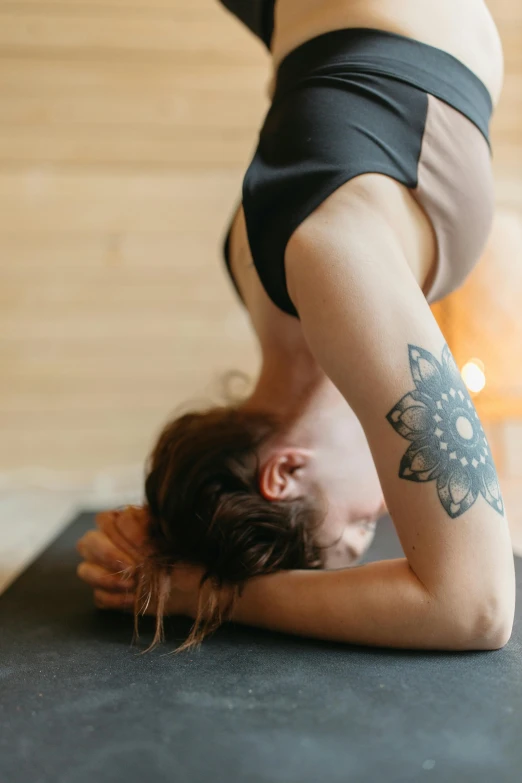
[1,511,521,783]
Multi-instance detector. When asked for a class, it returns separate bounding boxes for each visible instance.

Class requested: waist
[272,27,493,142]
[270,0,503,101]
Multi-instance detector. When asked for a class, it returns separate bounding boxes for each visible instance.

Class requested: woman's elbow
[470,596,515,650]
[426,555,516,651]
[454,592,515,651]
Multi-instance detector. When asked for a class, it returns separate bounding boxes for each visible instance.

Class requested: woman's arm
[214,557,503,650]
[76,507,510,650]
[257,175,515,650]
[77,177,516,652]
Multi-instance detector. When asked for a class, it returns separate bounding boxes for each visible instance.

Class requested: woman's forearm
[222,558,505,651]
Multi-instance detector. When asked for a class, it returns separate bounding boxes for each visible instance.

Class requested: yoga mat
[1,511,521,783]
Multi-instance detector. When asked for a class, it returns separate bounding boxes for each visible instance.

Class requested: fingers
[76,529,135,574]
[78,506,191,619]
[89,571,192,618]
[77,561,136,593]
[95,507,151,559]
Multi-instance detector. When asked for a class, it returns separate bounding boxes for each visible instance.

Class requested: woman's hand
[76,506,147,612]
[76,506,203,617]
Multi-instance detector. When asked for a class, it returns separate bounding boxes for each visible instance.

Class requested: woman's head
[145,403,327,575]
[137,399,327,650]
[136,371,386,651]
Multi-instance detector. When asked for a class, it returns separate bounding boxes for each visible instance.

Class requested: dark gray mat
[1,511,521,783]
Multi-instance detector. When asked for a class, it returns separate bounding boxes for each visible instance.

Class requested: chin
[318,515,379,569]
[322,539,374,569]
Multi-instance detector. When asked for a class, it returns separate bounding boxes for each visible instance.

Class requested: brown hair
[133,375,327,652]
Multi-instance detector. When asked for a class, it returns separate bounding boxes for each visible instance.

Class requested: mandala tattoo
[386,344,504,519]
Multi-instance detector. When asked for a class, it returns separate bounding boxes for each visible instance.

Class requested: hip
[239,27,495,315]
[269,0,503,107]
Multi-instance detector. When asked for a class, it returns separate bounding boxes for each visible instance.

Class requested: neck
[240,351,351,443]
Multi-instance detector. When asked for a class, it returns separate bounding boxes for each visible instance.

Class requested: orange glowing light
[461,359,486,394]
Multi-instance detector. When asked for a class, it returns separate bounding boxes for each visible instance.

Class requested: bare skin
[268,0,504,104]
[221,0,504,565]
[77,2,515,650]
[76,507,201,616]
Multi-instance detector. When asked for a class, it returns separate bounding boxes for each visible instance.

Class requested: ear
[258,447,313,502]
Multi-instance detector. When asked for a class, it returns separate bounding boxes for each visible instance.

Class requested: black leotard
[218,0,276,49]
[220,28,494,317]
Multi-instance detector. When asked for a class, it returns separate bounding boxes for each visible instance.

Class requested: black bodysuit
[217,4,495,318]
[218,0,276,49]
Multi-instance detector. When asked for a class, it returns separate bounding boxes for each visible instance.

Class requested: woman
[76,0,515,652]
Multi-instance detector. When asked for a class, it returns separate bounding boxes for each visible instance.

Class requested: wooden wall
[0,0,520,477]
[0,0,270,475]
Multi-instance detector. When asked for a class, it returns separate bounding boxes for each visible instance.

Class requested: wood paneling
[0,126,258,167]
[0,0,520,475]
[0,171,243,231]
[0,11,261,60]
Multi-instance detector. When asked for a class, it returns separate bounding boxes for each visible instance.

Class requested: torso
[269,0,503,105]
[228,0,504,356]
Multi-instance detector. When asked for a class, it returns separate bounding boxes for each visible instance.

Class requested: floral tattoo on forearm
[386,344,504,519]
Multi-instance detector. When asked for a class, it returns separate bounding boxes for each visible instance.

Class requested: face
[259,403,387,570]
[313,404,387,569]
[315,501,383,570]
